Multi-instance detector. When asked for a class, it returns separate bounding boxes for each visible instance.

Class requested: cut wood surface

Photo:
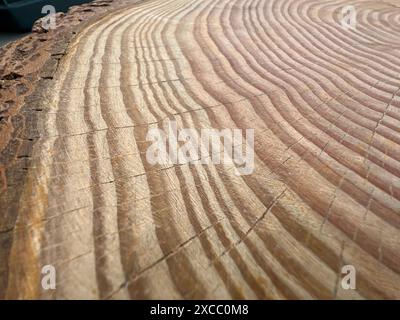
[1,0,400,299]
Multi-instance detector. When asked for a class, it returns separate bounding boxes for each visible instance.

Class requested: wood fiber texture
[1,0,400,299]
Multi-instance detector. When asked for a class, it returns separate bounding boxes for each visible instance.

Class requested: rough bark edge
[0,0,145,299]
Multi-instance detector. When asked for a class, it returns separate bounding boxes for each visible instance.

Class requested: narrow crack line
[205,188,288,269]
[320,169,348,233]
[364,83,400,173]
[105,217,226,299]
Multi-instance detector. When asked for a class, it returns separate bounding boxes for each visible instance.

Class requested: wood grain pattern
[1,0,400,299]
